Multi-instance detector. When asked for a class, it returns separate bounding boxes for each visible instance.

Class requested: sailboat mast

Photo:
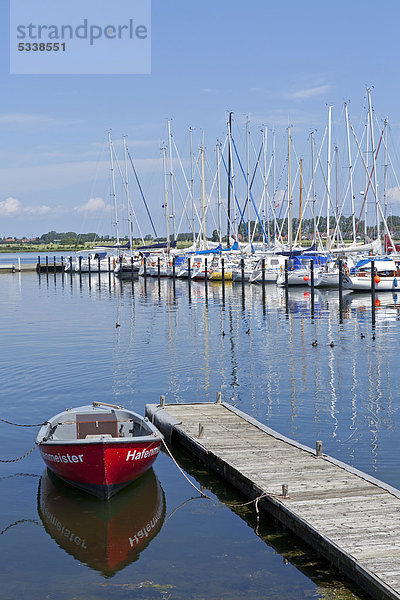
[108,131,120,246]
[201,135,207,250]
[263,127,268,249]
[345,102,356,243]
[311,131,317,244]
[216,141,222,244]
[367,88,380,240]
[161,144,170,253]
[189,127,195,247]
[287,126,293,251]
[384,117,388,221]
[246,117,251,243]
[227,112,233,244]
[167,120,177,243]
[327,105,332,248]
[299,157,303,246]
[123,136,133,254]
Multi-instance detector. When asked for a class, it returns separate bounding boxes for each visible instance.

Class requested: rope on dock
[0,443,39,463]
[0,418,48,427]
[161,438,283,511]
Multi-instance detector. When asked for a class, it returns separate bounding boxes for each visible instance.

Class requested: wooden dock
[146,401,400,600]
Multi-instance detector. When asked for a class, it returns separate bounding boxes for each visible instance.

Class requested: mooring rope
[0,443,39,463]
[0,418,47,427]
[161,438,284,512]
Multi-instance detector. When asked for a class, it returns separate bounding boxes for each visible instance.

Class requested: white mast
[246,117,251,243]
[367,88,380,240]
[123,136,133,254]
[287,126,293,251]
[167,120,177,242]
[216,141,222,244]
[108,131,119,246]
[345,102,356,243]
[311,131,317,244]
[263,127,268,249]
[201,132,207,250]
[189,127,195,246]
[384,117,388,221]
[327,105,333,248]
[161,144,170,253]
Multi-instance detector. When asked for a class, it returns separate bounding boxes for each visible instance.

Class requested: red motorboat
[36,402,163,500]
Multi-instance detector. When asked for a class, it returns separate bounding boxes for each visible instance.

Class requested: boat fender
[394,278,398,287]
[375,275,380,284]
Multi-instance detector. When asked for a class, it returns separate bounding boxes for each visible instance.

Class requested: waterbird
[372,334,376,340]
[116,322,121,328]
[360,332,365,339]
[245,328,250,335]
[222,331,226,337]
[312,340,318,347]
[329,341,335,348]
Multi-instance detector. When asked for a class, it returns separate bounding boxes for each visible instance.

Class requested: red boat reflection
[38,468,165,576]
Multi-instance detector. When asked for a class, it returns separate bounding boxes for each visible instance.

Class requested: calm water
[1,261,399,599]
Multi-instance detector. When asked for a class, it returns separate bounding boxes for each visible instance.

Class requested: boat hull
[343,275,400,291]
[39,439,161,500]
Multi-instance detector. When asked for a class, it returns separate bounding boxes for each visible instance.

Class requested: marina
[0,267,400,599]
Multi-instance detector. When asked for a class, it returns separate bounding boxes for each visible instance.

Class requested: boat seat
[76,412,118,439]
[85,434,113,440]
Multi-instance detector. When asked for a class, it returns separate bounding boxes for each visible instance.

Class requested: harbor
[0,268,399,599]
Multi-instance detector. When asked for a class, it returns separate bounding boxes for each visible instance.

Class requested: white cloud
[75,197,111,213]
[24,205,51,215]
[289,84,331,100]
[0,197,21,215]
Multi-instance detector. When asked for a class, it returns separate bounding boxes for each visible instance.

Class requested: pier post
[37,256,40,272]
[310,259,314,317]
[45,255,49,274]
[79,256,82,274]
[216,391,222,404]
[204,258,208,300]
[157,256,161,281]
[99,256,102,274]
[338,259,343,324]
[371,260,376,327]
[53,256,56,272]
[222,258,225,305]
[69,256,73,279]
[88,255,91,275]
[241,257,245,285]
[284,259,289,312]
[316,440,323,457]
[172,256,176,281]
[108,256,111,273]
[143,257,147,279]
[159,395,165,407]
[261,258,265,288]
[187,257,191,283]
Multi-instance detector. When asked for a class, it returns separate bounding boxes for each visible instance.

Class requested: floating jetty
[146,400,400,600]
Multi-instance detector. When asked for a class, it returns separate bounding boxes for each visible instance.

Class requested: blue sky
[1,0,400,238]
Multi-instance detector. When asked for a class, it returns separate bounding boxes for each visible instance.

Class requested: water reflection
[38,468,165,577]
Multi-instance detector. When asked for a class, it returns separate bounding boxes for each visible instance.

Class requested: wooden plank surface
[147,401,400,600]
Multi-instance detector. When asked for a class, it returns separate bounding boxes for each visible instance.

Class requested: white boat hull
[343,275,400,291]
